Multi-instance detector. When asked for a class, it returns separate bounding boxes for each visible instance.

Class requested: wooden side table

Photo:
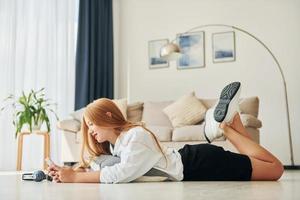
[16,131,50,171]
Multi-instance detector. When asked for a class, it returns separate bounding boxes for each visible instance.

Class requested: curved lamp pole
[161,24,294,166]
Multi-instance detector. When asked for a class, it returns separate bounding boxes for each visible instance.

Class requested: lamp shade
[160,43,182,61]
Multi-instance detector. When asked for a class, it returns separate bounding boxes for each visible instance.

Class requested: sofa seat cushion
[163,92,207,128]
[146,125,172,142]
[142,101,173,127]
[172,124,225,142]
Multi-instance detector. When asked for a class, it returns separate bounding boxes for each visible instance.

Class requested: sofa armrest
[240,114,262,129]
[57,119,81,133]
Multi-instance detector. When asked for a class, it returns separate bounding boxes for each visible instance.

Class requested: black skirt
[178,144,252,181]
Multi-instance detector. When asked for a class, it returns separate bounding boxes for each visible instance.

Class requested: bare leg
[220,114,284,181]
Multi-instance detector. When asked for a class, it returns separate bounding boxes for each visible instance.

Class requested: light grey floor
[0,170,299,200]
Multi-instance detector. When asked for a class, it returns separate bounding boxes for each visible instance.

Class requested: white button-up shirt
[99,126,184,183]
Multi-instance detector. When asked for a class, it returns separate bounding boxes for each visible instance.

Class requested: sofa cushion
[239,97,259,117]
[112,98,127,120]
[146,125,172,142]
[200,99,216,109]
[200,96,259,117]
[71,108,85,122]
[127,102,144,123]
[163,92,207,128]
[172,124,225,142]
[241,114,262,128]
[70,98,128,121]
[57,119,81,133]
[142,101,173,127]
[171,114,261,142]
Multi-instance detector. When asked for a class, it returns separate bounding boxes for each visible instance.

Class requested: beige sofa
[57,97,262,164]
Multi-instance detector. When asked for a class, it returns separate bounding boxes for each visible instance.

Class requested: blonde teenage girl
[48,82,283,183]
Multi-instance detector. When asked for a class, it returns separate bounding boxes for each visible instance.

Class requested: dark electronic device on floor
[22,170,52,182]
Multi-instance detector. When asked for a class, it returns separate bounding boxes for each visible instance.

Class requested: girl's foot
[228,113,252,140]
[230,114,244,131]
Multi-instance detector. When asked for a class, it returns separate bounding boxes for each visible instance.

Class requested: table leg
[16,133,23,171]
[43,133,50,169]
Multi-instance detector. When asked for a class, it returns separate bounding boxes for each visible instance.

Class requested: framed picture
[212,31,236,63]
[176,31,205,70]
[148,39,169,69]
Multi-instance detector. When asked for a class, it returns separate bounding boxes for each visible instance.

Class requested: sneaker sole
[214,82,241,122]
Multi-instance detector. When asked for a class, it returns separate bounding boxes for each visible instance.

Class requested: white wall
[114,0,300,165]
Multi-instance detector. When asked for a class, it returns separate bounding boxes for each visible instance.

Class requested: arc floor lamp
[160,24,295,166]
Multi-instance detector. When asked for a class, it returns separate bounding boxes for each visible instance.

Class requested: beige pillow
[71,108,85,122]
[163,92,207,128]
[127,102,144,123]
[71,98,127,121]
[142,101,173,128]
[112,98,127,120]
[57,119,81,132]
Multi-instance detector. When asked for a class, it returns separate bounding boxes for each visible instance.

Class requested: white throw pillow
[163,92,207,128]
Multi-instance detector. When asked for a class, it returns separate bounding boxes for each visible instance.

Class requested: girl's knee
[271,162,284,181]
[250,158,284,181]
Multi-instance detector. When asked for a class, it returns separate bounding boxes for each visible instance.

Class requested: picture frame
[148,39,169,69]
[176,31,205,70]
[212,31,236,63]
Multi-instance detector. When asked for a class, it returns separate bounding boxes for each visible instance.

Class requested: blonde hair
[80,98,166,167]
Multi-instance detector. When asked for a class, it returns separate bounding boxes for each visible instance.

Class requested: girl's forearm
[73,171,101,183]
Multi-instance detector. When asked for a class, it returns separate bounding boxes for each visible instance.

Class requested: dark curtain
[75,0,114,110]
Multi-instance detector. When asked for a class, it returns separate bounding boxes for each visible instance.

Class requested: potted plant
[0,88,59,138]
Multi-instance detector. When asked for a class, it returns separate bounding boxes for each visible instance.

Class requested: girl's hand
[48,164,61,171]
[53,172,61,183]
[47,164,62,178]
[57,168,76,183]
[47,164,71,182]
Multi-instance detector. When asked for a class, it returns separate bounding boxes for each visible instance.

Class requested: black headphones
[22,170,52,182]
